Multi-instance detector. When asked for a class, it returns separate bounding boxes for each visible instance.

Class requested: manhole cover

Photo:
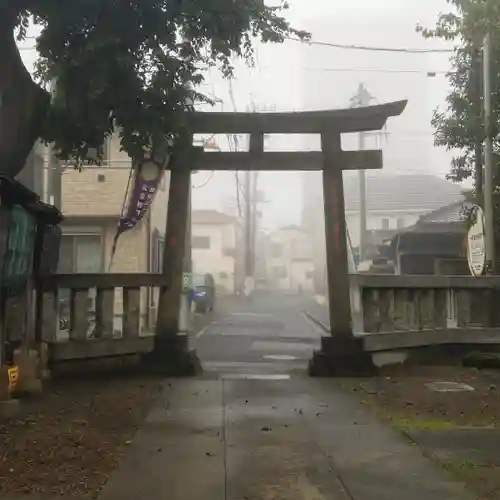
[263,355,297,361]
[222,374,290,381]
[426,381,475,393]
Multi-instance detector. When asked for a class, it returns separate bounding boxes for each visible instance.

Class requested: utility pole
[350,83,372,262]
[47,79,62,209]
[250,171,259,277]
[483,29,496,273]
[244,168,252,280]
[471,48,484,203]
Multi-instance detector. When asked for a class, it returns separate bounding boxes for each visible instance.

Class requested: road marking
[251,341,315,352]
[195,325,209,338]
[313,295,328,306]
[230,312,272,317]
[221,373,290,380]
[263,354,297,361]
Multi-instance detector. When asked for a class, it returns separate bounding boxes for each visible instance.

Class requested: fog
[19,0,462,270]
[189,0,458,234]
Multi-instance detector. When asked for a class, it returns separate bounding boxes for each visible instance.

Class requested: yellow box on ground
[7,366,19,394]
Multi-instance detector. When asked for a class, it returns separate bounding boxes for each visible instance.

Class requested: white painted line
[230,312,272,317]
[221,374,290,381]
[263,355,297,361]
[195,325,209,338]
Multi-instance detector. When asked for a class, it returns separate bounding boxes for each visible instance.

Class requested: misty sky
[20,0,458,231]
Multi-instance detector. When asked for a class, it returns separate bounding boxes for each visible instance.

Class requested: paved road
[99,293,475,500]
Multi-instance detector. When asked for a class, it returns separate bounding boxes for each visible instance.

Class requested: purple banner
[118,159,166,233]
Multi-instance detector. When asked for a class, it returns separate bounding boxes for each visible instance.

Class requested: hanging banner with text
[108,158,167,271]
[118,159,166,234]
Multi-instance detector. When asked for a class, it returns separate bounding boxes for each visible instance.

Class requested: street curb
[303,311,330,334]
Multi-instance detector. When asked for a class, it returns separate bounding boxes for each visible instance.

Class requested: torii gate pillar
[308,132,376,376]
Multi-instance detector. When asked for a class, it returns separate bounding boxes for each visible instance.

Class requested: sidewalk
[98,373,474,500]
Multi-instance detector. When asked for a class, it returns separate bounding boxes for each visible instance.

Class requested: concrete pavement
[99,293,475,500]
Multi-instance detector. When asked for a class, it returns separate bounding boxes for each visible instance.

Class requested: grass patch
[463,352,500,369]
[392,417,459,431]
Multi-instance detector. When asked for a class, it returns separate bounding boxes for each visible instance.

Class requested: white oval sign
[467,205,486,276]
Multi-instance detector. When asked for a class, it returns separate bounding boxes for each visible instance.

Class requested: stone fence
[351,275,500,357]
[36,273,167,362]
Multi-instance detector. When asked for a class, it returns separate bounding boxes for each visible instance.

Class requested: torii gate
[147,100,407,376]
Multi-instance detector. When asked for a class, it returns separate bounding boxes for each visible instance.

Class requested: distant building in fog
[266,225,315,292]
[301,172,464,290]
[191,210,244,294]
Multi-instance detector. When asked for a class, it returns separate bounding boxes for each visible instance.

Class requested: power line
[299,66,448,75]
[286,36,454,54]
[18,36,455,56]
[192,171,214,189]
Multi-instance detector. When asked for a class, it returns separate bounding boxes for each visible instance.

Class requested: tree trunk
[0,13,50,179]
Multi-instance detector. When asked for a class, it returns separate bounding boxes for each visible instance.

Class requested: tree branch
[0,13,50,178]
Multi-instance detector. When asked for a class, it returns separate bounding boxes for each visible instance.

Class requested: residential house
[301,172,465,291]
[191,210,243,294]
[266,226,314,291]
[45,133,171,331]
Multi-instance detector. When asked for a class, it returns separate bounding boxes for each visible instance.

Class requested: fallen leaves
[0,375,160,497]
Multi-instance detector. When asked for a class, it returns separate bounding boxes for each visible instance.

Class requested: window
[152,236,165,273]
[58,235,103,273]
[381,218,390,230]
[192,236,210,249]
[397,217,405,229]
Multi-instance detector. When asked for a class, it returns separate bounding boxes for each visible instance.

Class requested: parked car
[192,273,216,313]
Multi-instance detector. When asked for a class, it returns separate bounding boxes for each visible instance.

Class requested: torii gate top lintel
[181,100,407,172]
[189,100,407,135]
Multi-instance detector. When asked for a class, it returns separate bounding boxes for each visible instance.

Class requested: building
[56,132,170,278]
[191,210,243,294]
[343,174,464,248]
[301,172,464,290]
[266,225,314,291]
[34,133,172,332]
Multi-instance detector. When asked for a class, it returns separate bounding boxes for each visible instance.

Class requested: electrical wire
[192,171,214,188]
[19,35,455,54]
[286,36,454,54]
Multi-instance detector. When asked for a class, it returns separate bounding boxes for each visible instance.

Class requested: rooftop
[344,174,464,212]
[191,209,236,225]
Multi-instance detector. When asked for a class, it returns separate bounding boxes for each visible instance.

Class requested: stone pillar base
[308,336,376,377]
[142,334,202,377]
[13,346,45,396]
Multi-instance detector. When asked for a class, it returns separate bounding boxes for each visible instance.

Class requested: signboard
[7,366,19,394]
[183,272,192,292]
[467,205,486,276]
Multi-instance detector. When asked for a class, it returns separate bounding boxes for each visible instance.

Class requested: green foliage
[3,0,307,171]
[417,0,500,188]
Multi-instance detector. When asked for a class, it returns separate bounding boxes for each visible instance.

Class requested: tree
[1,0,307,178]
[417,1,500,195]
